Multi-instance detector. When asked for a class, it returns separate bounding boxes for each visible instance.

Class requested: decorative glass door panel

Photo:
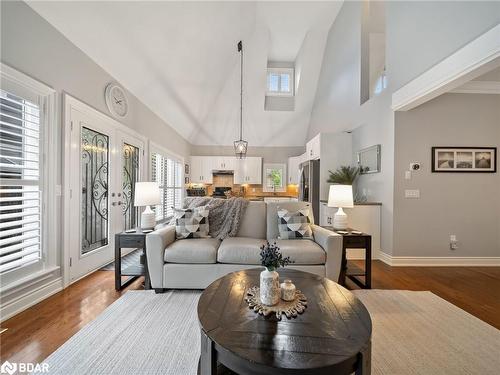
[67,95,145,283]
[81,127,109,255]
[122,142,139,231]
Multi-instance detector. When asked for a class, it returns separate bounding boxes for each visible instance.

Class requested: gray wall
[308,0,500,256]
[1,1,190,159]
[386,1,500,89]
[394,93,500,257]
[0,1,190,313]
[190,145,305,164]
[308,1,395,254]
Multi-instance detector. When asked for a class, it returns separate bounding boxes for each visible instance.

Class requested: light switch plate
[405,189,420,198]
[405,171,412,180]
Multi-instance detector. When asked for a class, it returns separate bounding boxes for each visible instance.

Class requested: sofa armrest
[146,225,176,288]
[312,225,343,283]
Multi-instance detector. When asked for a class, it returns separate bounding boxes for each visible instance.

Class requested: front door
[66,99,144,282]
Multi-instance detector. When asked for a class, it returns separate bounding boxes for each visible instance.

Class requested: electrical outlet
[405,189,420,198]
[405,171,412,180]
[450,235,458,250]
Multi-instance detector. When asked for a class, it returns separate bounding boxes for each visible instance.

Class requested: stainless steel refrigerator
[298,159,320,224]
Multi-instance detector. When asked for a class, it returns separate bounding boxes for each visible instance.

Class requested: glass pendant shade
[234,139,248,159]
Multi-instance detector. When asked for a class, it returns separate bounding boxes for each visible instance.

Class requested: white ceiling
[27,1,343,147]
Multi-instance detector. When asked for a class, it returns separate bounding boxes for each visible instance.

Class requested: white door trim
[392,24,500,111]
[62,94,147,287]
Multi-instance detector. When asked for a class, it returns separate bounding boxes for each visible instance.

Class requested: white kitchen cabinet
[306,134,321,160]
[234,157,262,184]
[213,156,236,171]
[190,156,213,184]
[287,156,301,185]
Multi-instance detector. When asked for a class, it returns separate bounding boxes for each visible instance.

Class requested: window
[0,64,55,281]
[0,90,41,274]
[266,68,294,96]
[151,148,183,221]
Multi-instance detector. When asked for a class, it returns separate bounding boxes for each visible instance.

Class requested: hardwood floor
[1,262,500,367]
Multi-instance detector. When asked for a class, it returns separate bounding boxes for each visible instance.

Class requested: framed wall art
[431,147,496,173]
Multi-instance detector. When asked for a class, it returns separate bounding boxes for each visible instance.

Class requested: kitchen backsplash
[192,174,298,198]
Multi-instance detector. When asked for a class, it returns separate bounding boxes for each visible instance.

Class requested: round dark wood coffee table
[197,268,372,375]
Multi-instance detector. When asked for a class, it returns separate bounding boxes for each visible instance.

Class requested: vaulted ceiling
[28,1,343,146]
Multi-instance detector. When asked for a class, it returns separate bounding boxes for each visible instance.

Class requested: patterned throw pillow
[277,208,313,240]
[173,206,210,239]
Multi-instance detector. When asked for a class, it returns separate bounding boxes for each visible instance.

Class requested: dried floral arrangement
[259,241,293,271]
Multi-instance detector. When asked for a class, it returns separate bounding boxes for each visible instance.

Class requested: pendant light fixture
[234,40,248,159]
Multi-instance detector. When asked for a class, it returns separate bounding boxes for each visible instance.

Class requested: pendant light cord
[238,40,243,141]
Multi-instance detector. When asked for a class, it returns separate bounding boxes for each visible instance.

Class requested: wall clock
[105,82,128,118]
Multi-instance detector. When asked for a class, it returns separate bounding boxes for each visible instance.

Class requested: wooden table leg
[143,246,151,290]
[114,234,121,291]
[355,339,371,375]
[339,245,347,286]
[365,236,372,289]
[199,329,217,375]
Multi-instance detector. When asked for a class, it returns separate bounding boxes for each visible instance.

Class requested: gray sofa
[146,201,343,291]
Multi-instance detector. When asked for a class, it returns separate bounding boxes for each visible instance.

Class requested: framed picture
[432,147,497,173]
[185,163,190,175]
[184,176,190,184]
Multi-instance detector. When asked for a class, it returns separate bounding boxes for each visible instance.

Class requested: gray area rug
[42,290,500,375]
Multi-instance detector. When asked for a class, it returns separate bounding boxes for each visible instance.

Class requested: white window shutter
[0,89,42,274]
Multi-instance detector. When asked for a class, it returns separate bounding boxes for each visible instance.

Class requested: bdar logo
[0,361,17,375]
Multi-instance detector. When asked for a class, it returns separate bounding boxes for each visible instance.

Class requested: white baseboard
[378,252,500,267]
[346,248,379,260]
[0,277,63,322]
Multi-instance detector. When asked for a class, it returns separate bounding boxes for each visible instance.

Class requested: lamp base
[333,207,348,230]
[141,205,156,230]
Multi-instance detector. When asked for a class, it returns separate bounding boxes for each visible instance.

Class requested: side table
[322,227,372,289]
[114,230,151,291]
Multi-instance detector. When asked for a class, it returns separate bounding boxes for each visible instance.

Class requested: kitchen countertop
[320,200,382,206]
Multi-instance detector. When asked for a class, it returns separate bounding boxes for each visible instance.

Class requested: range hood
[212,170,234,175]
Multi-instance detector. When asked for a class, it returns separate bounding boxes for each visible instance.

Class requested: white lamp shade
[134,182,161,207]
[328,185,354,208]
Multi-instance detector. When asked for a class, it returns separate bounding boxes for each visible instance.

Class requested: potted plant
[259,242,293,306]
[327,166,363,202]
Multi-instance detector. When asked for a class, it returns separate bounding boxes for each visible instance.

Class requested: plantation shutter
[150,150,183,221]
[0,89,42,274]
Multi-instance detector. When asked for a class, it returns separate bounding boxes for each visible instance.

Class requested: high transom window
[266,68,294,97]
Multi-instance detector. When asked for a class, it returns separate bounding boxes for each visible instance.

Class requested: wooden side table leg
[143,246,151,290]
[366,237,372,289]
[356,339,371,375]
[114,234,121,291]
[339,245,347,286]
[199,329,217,375]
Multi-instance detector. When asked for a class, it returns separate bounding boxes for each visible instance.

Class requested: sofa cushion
[266,201,314,240]
[274,239,326,265]
[217,237,267,264]
[277,207,313,240]
[236,201,266,239]
[164,238,220,264]
[173,206,210,239]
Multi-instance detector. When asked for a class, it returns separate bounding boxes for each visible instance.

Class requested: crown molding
[392,24,500,111]
[451,80,500,94]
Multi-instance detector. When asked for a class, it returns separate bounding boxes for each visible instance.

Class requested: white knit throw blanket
[183,197,249,240]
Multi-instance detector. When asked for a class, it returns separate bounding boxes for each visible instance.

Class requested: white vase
[260,268,280,306]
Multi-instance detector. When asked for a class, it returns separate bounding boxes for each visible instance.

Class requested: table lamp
[134,182,161,230]
[328,185,354,230]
